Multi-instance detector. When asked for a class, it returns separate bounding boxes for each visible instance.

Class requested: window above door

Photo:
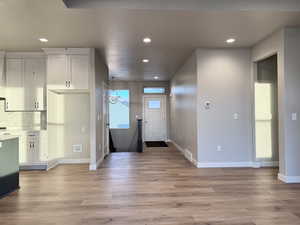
[143,87,165,94]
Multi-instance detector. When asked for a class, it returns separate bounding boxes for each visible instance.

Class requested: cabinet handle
[66,81,68,87]
[68,81,71,88]
[35,102,37,109]
[37,102,39,109]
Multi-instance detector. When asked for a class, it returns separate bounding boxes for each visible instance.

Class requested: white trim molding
[89,156,104,171]
[169,140,197,167]
[59,158,90,164]
[197,162,254,168]
[278,173,300,183]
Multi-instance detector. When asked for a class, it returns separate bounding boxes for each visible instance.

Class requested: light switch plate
[233,113,239,120]
[292,113,297,121]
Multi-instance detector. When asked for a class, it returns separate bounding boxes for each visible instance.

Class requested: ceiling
[1,0,300,81]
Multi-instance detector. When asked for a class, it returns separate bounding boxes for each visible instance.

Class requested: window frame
[108,89,130,129]
[143,87,166,94]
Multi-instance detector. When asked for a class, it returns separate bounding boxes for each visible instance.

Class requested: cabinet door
[5,59,24,111]
[24,59,36,111]
[47,55,68,89]
[68,55,89,90]
[25,58,46,110]
[0,56,5,92]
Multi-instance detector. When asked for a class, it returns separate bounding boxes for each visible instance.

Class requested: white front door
[102,82,110,156]
[143,95,167,141]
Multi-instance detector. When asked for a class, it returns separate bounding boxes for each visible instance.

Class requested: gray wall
[196,49,253,164]
[90,49,109,169]
[283,28,300,177]
[109,80,170,152]
[170,52,198,161]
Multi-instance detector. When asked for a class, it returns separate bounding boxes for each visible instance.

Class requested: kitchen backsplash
[0,103,46,130]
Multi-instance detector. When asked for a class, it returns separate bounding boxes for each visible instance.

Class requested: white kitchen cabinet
[24,58,46,111]
[47,54,68,89]
[5,59,25,111]
[5,54,46,111]
[44,48,90,91]
[27,132,40,164]
[0,51,5,97]
[68,54,89,89]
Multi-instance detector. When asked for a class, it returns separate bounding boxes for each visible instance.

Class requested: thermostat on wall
[204,101,211,109]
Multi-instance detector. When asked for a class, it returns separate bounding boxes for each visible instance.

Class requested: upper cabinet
[44,48,90,92]
[5,53,46,111]
[0,52,5,98]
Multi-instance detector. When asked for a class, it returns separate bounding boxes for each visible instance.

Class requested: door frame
[142,94,167,142]
[251,53,279,167]
[102,82,109,157]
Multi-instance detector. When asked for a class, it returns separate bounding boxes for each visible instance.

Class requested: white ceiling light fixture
[143,37,152,44]
[142,59,149,63]
[154,76,159,80]
[226,38,236,44]
[39,38,48,43]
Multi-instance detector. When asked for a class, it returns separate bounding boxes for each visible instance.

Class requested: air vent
[72,144,83,153]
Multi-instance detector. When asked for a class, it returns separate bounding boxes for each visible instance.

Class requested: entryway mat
[145,141,168,147]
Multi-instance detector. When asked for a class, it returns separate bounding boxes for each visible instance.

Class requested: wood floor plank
[1,143,300,225]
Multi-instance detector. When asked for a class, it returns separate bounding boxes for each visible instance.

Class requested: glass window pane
[109,90,130,129]
[144,87,165,94]
[148,100,161,109]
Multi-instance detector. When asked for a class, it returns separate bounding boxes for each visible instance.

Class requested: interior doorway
[254,55,279,166]
[102,82,110,157]
[143,95,167,141]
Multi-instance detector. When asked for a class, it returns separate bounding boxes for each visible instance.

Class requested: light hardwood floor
[1,143,300,225]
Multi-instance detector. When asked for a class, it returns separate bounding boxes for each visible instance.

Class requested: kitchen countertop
[0,135,19,141]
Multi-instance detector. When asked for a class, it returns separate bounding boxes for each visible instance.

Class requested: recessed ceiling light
[142,59,149,63]
[154,76,159,80]
[226,38,236,44]
[143,37,151,44]
[39,38,48,43]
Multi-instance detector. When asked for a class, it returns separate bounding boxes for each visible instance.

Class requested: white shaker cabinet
[5,59,24,111]
[68,54,89,90]
[44,48,90,92]
[5,54,46,111]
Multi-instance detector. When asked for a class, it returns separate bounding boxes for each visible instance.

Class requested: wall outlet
[72,144,83,153]
[217,145,223,151]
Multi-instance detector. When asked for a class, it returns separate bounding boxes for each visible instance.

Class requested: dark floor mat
[145,141,168,147]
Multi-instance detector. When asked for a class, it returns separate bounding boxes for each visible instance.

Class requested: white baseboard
[89,156,104,171]
[259,161,279,167]
[47,158,60,171]
[197,162,254,168]
[46,158,90,171]
[59,158,90,164]
[278,173,300,183]
[169,140,197,167]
